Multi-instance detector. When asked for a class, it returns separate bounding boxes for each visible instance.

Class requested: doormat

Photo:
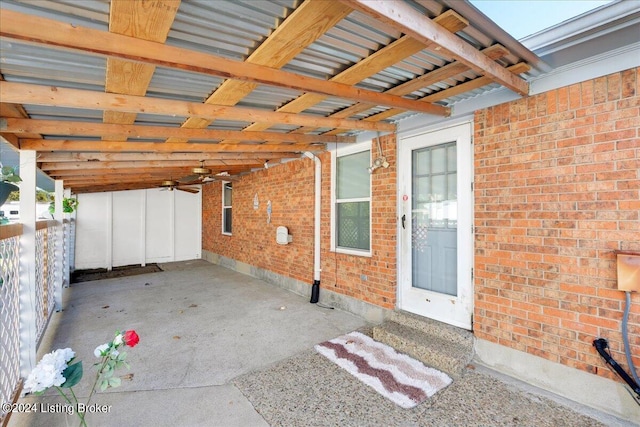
[71,264,163,283]
[315,331,452,409]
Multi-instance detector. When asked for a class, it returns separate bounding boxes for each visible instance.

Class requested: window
[222,182,232,234]
[334,147,371,254]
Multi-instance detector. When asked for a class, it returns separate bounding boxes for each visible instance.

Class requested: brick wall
[321,134,398,309]
[202,133,398,309]
[474,67,640,381]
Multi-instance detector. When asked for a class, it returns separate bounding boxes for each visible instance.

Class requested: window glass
[335,149,371,252]
[222,182,232,234]
[337,201,370,250]
[337,151,370,199]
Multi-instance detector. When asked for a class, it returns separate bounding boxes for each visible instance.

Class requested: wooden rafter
[361,62,531,123]
[237,9,467,141]
[0,82,395,132]
[71,182,198,194]
[103,0,180,140]
[307,44,511,135]
[0,74,37,147]
[170,0,355,142]
[19,139,323,153]
[40,160,264,171]
[0,118,355,144]
[0,9,448,116]
[341,0,529,96]
[0,1,542,194]
[35,152,292,163]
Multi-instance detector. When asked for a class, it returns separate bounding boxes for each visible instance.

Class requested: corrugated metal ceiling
[0,0,544,193]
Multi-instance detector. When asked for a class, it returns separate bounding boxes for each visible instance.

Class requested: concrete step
[373,311,474,379]
[387,310,474,348]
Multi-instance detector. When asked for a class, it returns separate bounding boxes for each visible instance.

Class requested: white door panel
[399,123,473,330]
[175,188,202,261]
[146,189,173,263]
[112,190,144,267]
[75,193,110,269]
[75,188,201,269]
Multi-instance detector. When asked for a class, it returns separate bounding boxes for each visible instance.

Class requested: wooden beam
[0,82,395,132]
[0,74,39,144]
[71,182,179,194]
[20,139,324,153]
[0,133,19,149]
[36,152,291,163]
[0,9,448,116]
[0,118,354,143]
[341,0,529,96]
[104,0,180,139]
[68,176,175,184]
[55,170,233,179]
[242,10,465,136]
[40,160,263,171]
[361,63,532,123]
[172,0,355,141]
[319,44,512,135]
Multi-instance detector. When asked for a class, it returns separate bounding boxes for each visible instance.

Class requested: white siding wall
[75,188,201,269]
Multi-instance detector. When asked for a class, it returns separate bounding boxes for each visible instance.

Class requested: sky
[469,0,614,40]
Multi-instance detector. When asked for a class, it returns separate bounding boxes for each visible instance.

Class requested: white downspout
[303,152,321,302]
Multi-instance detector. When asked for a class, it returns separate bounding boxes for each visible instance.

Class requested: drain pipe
[303,152,321,303]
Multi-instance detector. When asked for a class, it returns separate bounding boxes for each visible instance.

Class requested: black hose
[622,291,640,386]
[593,338,640,398]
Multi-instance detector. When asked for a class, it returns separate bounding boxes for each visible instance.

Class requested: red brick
[473,68,640,385]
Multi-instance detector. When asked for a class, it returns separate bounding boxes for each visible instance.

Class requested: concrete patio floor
[7,260,634,426]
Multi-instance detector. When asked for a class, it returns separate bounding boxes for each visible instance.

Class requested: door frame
[397,121,474,330]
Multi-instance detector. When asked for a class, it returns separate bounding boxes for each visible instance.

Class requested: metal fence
[34,222,59,343]
[0,226,22,423]
[0,220,69,424]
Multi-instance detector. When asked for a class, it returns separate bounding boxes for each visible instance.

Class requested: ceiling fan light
[192,167,212,175]
[160,180,178,187]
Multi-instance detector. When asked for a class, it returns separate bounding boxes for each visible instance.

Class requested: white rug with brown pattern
[315,331,452,409]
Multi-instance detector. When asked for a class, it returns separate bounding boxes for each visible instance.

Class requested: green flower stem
[54,387,87,427]
[68,387,87,427]
[85,355,109,409]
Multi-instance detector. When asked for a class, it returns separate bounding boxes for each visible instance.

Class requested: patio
[6,260,630,427]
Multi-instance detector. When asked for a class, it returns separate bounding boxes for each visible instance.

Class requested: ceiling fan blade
[178,174,201,183]
[176,186,200,194]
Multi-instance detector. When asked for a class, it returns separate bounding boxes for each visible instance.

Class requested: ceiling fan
[178,161,238,184]
[159,180,200,194]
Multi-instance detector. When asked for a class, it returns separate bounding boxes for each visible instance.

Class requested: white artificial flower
[94,343,109,357]
[113,334,124,346]
[110,350,120,359]
[57,348,75,363]
[24,350,70,393]
[49,348,75,371]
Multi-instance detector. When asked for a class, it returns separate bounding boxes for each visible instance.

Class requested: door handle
[401,214,406,229]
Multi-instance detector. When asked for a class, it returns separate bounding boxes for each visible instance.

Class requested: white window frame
[221,181,232,235]
[331,141,372,257]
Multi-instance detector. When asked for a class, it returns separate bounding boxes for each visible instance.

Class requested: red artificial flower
[123,330,140,347]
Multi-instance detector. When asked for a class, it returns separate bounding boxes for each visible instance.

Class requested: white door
[399,123,473,330]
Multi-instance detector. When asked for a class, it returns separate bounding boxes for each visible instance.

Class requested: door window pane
[411,142,457,296]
